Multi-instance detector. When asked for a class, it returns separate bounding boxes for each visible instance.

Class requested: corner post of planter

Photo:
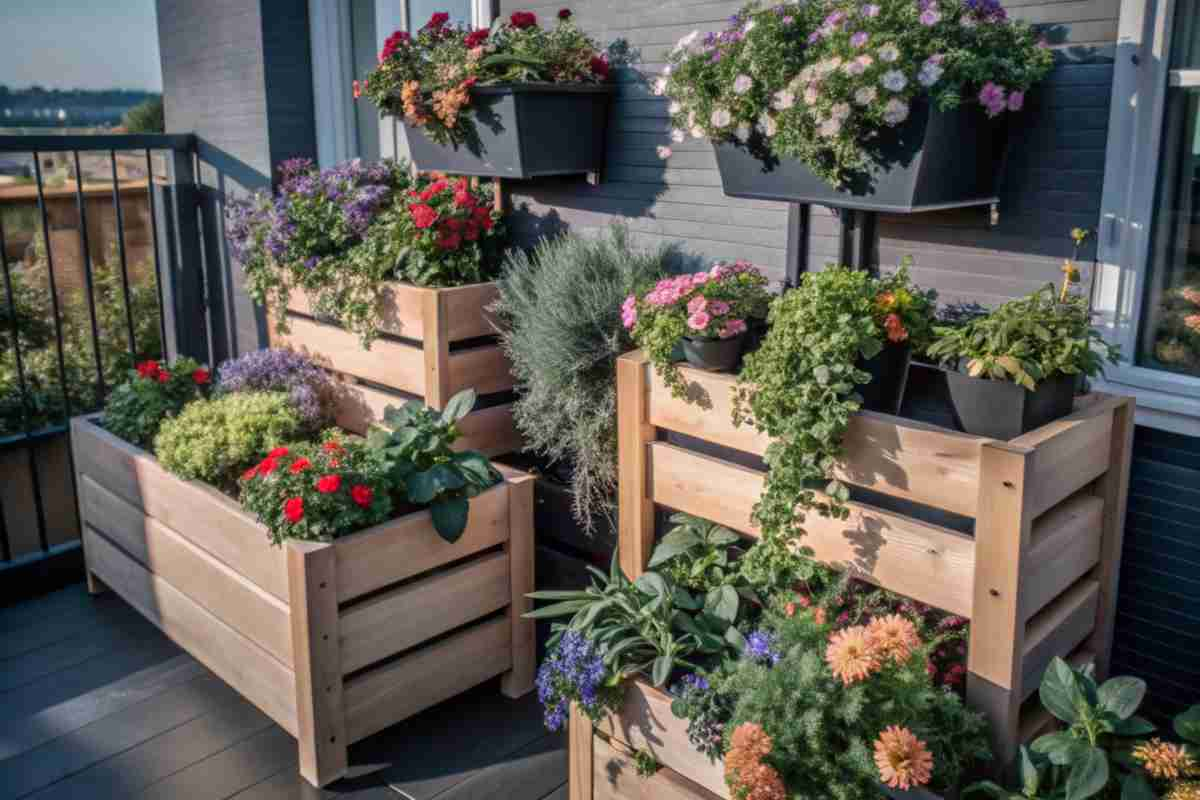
[69,415,108,596]
[1085,397,1135,679]
[501,472,537,699]
[568,703,594,800]
[616,351,655,581]
[492,178,506,215]
[421,288,451,410]
[287,540,348,787]
[966,440,1036,769]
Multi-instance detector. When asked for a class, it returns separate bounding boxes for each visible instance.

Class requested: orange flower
[725,724,784,800]
[874,725,934,790]
[730,723,773,762]
[825,626,880,685]
[739,762,787,800]
[884,313,909,343]
[1185,314,1200,334]
[1133,739,1197,781]
[867,614,920,663]
[1180,286,1200,306]
[813,607,827,626]
[785,602,797,617]
[875,291,897,311]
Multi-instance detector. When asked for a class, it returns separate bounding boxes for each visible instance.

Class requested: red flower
[241,466,257,482]
[464,28,489,48]
[289,457,311,474]
[436,228,462,251]
[284,497,304,523]
[427,179,449,194]
[135,360,161,379]
[351,485,374,508]
[323,441,342,453]
[352,80,362,100]
[589,55,610,79]
[558,8,572,19]
[464,221,480,241]
[379,31,409,62]
[509,10,537,28]
[425,11,450,29]
[316,474,342,494]
[156,370,171,383]
[883,313,909,343]
[461,76,477,89]
[445,217,465,231]
[269,447,290,458]
[453,190,474,208]
[192,368,210,385]
[258,458,278,476]
[410,203,438,229]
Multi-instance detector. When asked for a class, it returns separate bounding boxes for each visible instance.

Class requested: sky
[0,0,162,91]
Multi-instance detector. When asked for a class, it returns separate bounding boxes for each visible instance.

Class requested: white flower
[656,145,673,159]
[882,98,910,125]
[653,78,667,96]
[878,43,900,62]
[710,107,732,127]
[881,69,908,92]
[744,19,756,32]
[798,65,815,84]
[844,59,867,76]
[818,117,843,137]
[735,123,751,140]
[669,101,682,114]
[803,85,820,105]
[830,102,851,121]
[772,89,796,110]
[688,111,697,128]
[816,57,843,77]
[690,125,705,138]
[663,65,673,76]
[758,112,778,137]
[854,86,878,105]
[671,128,686,143]
[674,30,700,52]
[733,74,754,94]
[917,63,943,87]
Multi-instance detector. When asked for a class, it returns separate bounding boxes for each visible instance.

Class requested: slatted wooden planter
[70,414,536,788]
[272,281,521,457]
[569,350,1136,800]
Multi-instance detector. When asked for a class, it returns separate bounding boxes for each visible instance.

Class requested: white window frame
[1094,0,1200,436]
[309,0,494,167]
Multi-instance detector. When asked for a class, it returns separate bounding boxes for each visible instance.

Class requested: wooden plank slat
[501,473,536,699]
[644,361,988,517]
[333,481,510,603]
[617,352,656,582]
[593,735,724,800]
[342,617,511,743]
[1017,402,1115,518]
[80,476,293,667]
[441,282,501,341]
[647,442,977,617]
[71,417,288,600]
[596,680,727,799]
[338,550,510,675]
[287,283,427,341]
[571,704,595,800]
[83,528,298,736]
[1021,494,1103,621]
[275,313,426,396]
[1020,579,1100,699]
[446,343,514,397]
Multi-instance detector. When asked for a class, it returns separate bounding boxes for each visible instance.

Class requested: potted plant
[360,9,614,179]
[657,0,1053,210]
[925,284,1120,439]
[624,260,771,398]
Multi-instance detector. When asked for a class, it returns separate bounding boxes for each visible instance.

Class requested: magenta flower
[850,31,869,47]
[687,310,712,331]
[720,318,748,338]
[1007,90,1025,111]
[978,82,1007,117]
[920,8,941,25]
[709,300,731,316]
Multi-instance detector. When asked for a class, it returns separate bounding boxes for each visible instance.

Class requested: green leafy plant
[390,174,505,288]
[366,388,501,543]
[649,512,745,593]
[102,358,210,448]
[154,391,304,491]
[633,749,661,778]
[238,436,393,546]
[491,225,670,536]
[927,285,1120,390]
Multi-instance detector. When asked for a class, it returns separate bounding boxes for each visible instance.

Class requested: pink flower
[687,295,708,314]
[622,308,637,329]
[850,31,869,47]
[919,8,941,25]
[720,318,747,338]
[692,272,711,287]
[709,300,731,316]
[687,310,712,331]
[978,82,1007,117]
[1007,90,1025,111]
[709,263,730,280]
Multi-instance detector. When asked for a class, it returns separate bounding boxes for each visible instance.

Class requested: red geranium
[269,447,290,458]
[436,227,462,251]
[284,497,304,523]
[427,179,449,195]
[258,457,278,476]
[242,466,258,482]
[509,10,537,28]
[558,8,572,19]
[464,28,489,48]
[453,190,474,208]
[289,457,311,474]
[379,30,410,62]
[156,370,171,384]
[316,474,342,494]
[323,440,342,453]
[473,206,495,230]
[589,55,610,79]
[410,203,438,229]
[192,368,210,385]
[425,11,450,29]
[464,221,480,241]
[351,485,374,508]
[136,360,161,379]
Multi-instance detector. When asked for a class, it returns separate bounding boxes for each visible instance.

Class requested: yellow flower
[874,725,935,790]
[826,626,881,685]
[867,614,920,663]
[1133,740,1197,781]
[1167,781,1200,800]
[1071,227,1089,244]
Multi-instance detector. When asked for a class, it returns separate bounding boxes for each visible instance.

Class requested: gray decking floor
[0,584,566,800]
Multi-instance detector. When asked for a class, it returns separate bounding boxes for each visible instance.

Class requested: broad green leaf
[526,590,593,601]
[1120,773,1157,800]
[451,451,496,486]
[382,403,417,427]
[724,626,746,652]
[440,389,476,424]
[648,528,702,567]
[1097,676,1146,720]
[1032,731,1087,766]
[813,365,831,385]
[430,497,469,543]
[1113,715,1156,737]
[1040,657,1082,723]
[707,526,741,547]
[672,587,702,611]
[1019,746,1040,797]
[651,655,672,687]
[962,780,1015,800]
[1065,748,1109,800]
[407,463,466,503]
[704,585,739,624]
[635,572,669,599]
[859,337,883,360]
[1176,705,1200,744]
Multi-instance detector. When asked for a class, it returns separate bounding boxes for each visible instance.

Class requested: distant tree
[122,96,164,134]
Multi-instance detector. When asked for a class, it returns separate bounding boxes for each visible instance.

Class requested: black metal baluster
[144,148,168,353]
[71,150,107,399]
[109,150,137,359]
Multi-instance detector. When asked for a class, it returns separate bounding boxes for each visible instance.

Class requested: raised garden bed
[273,280,521,457]
[70,414,536,787]
[574,351,1137,799]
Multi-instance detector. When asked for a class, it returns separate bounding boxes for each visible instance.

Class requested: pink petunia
[1007,90,1025,111]
[719,318,748,338]
[708,300,731,316]
[687,310,712,331]
[687,295,708,314]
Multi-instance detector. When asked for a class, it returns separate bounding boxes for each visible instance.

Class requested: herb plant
[926,285,1120,390]
[103,357,210,448]
[648,512,745,593]
[366,389,501,543]
[215,348,335,434]
[238,437,393,546]
[492,225,669,536]
[658,0,1052,186]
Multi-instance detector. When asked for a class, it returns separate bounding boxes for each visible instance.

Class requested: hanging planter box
[712,100,1002,212]
[403,83,614,179]
[272,281,522,457]
[70,415,536,787]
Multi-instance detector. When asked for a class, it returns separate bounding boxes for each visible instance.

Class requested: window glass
[407,0,473,30]
[349,0,381,162]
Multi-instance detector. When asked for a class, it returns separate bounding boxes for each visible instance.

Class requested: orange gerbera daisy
[730,722,773,762]
[1134,739,1198,781]
[867,614,921,663]
[826,626,880,685]
[874,725,934,790]
[739,762,788,800]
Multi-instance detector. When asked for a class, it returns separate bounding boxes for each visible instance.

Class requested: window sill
[1092,363,1200,436]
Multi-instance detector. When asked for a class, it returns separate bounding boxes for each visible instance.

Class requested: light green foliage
[649,512,745,593]
[927,285,1120,390]
[491,226,669,535]
[366,389,501,543]
[103,358,208,448]
[154,392,303,491]
[121,96,164,133]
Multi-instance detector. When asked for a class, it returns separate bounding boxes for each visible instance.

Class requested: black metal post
[109,150,138,358]
[71,150,108,398]
[155,147,210,362]
[785,203,810,288]
[144,149,169,353]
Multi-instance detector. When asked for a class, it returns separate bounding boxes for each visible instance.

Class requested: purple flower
[1007,90,1025,111]
[536,631,609,731]
[979,81,1007,117]
[808,30,823,44]
[745,629,781,666]
[861,3,881,16]
[216,348,336,431]
[850,31,869,47]
[920,7,941,25]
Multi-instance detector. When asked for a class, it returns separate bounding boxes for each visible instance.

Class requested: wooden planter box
[272,280,521,457]
[577,351,1137,799]
[70,415,536,787]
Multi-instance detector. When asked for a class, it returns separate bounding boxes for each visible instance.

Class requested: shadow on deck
[0,585,566,800]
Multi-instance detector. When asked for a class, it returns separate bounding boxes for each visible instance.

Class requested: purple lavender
[744,629,781,666]
[535,630,610,731]
[216,348,335,431]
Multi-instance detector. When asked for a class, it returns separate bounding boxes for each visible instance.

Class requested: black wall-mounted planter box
[859,342,912,415]
[712,99,1003,212]
[403,83,614,179]
[944,369,1077,440]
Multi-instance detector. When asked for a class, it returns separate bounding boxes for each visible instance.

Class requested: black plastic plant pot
[681,333,746,372]
[712,99,1003,212]
[858,342,912,415]
[403,83,614,179]
[944,368,1077,440]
